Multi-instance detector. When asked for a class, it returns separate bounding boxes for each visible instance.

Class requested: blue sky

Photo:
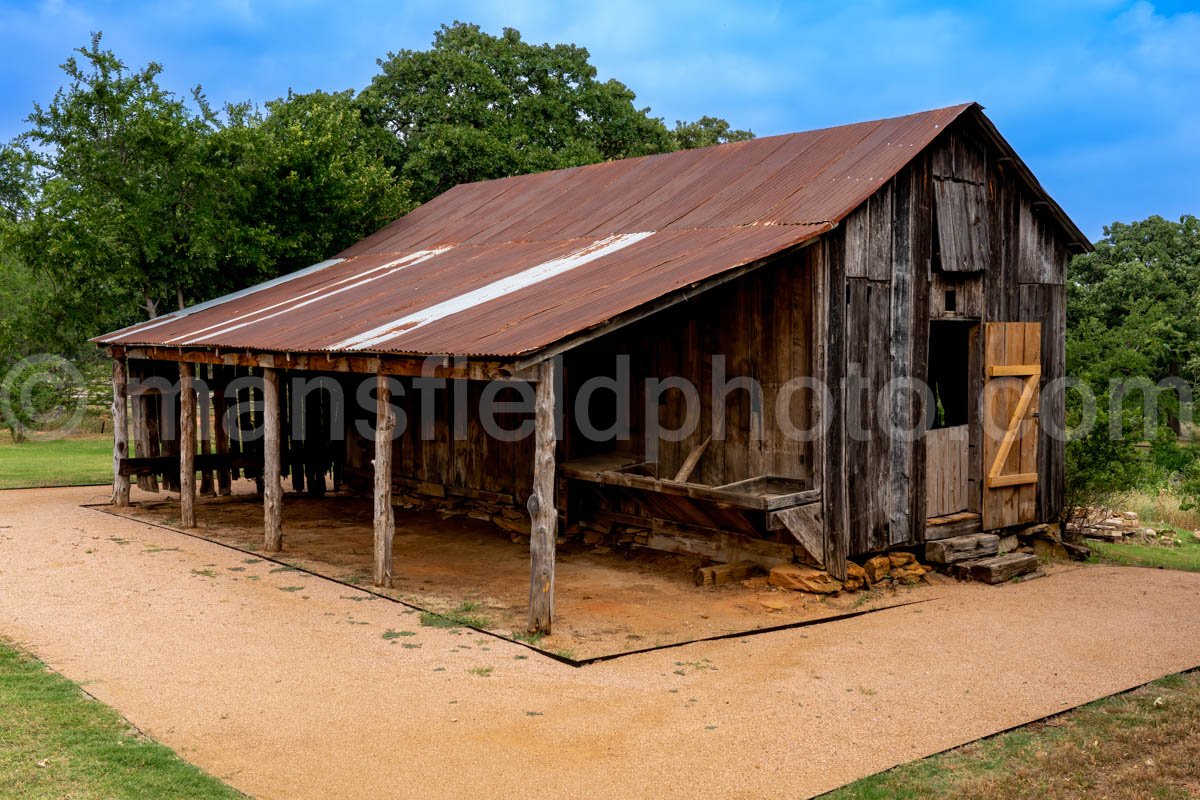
[2,0,1198,239]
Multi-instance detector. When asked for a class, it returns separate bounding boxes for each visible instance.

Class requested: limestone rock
[888,551,917,568]
[769,565,842,594]
[864,555,891,583]
[843,561,868,591]
[1032,538,1070,561]
[891,564,925,585]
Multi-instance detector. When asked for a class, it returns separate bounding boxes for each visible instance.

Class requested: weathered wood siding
[925,425,969,517]
[564,248,817,488]
[827,116,1071,556]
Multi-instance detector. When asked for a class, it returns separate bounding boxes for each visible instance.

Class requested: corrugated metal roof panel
[99,103,1084,358]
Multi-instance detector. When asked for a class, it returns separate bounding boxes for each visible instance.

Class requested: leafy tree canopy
[670,115,754,149]
[1068,215,1200,391]
[3,24,754,344]
[3,34,407,336]
[360,22,752,202]
[1065,215,1200,512]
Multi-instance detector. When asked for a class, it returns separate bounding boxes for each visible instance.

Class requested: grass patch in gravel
[419,601,491,630]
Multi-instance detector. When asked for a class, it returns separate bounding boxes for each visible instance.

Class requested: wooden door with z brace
[982,322,1041,530]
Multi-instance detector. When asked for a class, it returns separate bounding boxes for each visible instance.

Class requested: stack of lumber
[1066,509,1146,543]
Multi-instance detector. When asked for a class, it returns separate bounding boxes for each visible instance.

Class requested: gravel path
[2,485,1200,800]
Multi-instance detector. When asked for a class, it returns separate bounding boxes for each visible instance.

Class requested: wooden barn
[96,102,1091,632]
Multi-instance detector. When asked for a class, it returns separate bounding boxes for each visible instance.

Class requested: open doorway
[925,321,976,518]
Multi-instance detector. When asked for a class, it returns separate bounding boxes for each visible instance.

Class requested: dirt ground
[3,485,1200,800]
[107,482,933,660]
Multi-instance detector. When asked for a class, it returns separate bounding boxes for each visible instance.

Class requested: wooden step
[966,553,1039,584]
[924,511,983,540]
[925,533,1000,565]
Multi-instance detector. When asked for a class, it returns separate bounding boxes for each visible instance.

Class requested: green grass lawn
[0,641,242,799]
[820,671,1200,800]
[0,436,112,489]
[1088,529,1200,573]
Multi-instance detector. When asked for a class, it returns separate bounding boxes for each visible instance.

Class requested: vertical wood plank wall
[563,249,817,489]
[828,117,1070,556]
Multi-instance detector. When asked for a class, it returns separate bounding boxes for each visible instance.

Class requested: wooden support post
[262,368,283,552]
[198,365,214,496]
[179,362,196,528]
[212,367,232,496]
[129,361,158,493]
[111,358,130,507]
[527,360,558,634]
[373,374,395,588]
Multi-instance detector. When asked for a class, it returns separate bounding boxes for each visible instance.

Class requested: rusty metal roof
[97,102,1044,358]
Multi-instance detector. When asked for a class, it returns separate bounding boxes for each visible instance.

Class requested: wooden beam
[671,434,711,483]
[373,374,395,588]
[985,472,1038,488]
[528,360,557,634]
[924,533,999,565]
[118,449,321,477]
[561,460,820,512]
[179,363,196,528]
[987,364,1040,378]
[966,552,1039,584]
[111,358,130,507]
[262,367,283,552]
[772,504,824,565]
[112,346,533,382]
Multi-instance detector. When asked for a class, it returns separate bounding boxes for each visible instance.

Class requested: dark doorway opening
[928,320,972,429]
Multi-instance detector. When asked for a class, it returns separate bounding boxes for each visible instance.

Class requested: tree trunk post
[263,367,283,552]
[373,374,395,588]
[111,357,130,507]
[179,362,196,528]
[527,360,558,634]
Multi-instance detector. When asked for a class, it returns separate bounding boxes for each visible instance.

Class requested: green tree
[671,116,754,149]
[360,22,752,202]
[1065,215,1200,514]
[1068,215,1200,398]
[4,35,409,335]
[10,34,210,323]
[189,90,409,299]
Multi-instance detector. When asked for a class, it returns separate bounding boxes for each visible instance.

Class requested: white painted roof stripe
[104,258,347,341]
[333,232,655,351]
[168,249,451,345]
